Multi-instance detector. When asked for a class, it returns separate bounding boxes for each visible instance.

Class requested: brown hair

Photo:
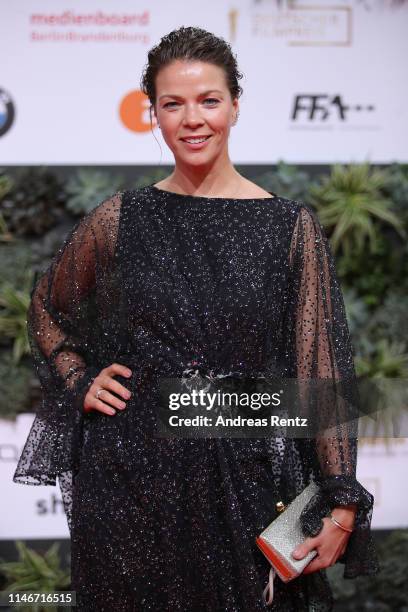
[140,26,244,121]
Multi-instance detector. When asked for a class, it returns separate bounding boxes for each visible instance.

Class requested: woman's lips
[180,135,212,150]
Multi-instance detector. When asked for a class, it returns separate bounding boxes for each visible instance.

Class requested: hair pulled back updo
[140,26,244,117]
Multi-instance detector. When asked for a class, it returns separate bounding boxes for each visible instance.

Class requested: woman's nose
[182,107,204,126]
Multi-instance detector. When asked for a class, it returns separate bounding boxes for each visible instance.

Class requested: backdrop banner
[0,0,407,163]
[1,414,407,539]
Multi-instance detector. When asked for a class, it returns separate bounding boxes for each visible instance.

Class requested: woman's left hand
[291,509,354,575]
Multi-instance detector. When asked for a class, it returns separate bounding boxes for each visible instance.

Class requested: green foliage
[64,168,124,215]
[329,530,408,611]
[0,242,33,363]
[0,541,70,612]
[0,163,407,432]
[358,376,408,439]
[0,350,32,419]
[356,338,408,379]
[338,233,406,308]
[131,167,173,189]
[365,294,408,347]
[253,160,315,202]
[347,291,408,377]
[381,163,408,219]
[344,288,408,441]
[0,167,14,200]
[355,332,408,440]
[0,238,35,418]
[0,167,66,237]
[0,169,14,237]
[0,241,33,289]
[0,281,31,363]
[341,287,370,339]
[309,162,405,256]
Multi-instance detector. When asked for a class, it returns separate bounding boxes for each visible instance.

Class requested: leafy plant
[356,338,408,379]
[0,350,32,419]
[338,234,406,308]
[381,163,408,222]
[0,167,66,237]
[253,160,315,202]
[342,287,371,339]
[329,530,408,611]
[0,169,14,240]
[0,241,34,289]
[355,339,408,439]
[64,168,124,215]
[342,287,408,442]
[131,167,172,190]
[0,167,14,200]
[309,162,405,256]
[0,280,32,363]
[0,541,70,612]
[364,293,408,349]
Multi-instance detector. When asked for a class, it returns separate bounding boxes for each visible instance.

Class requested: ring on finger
[96,388,104,400]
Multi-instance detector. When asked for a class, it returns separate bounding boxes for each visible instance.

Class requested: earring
[232,109,240,126]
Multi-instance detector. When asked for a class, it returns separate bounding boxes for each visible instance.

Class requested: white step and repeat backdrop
[1,0,408,538]
[2,415,408,539]
[0,0,407,164]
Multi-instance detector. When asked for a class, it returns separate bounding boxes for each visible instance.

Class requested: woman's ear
[151,105,160,129]
[231,99,239,126]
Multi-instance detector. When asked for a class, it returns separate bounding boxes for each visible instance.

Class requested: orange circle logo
[119,90,157,133]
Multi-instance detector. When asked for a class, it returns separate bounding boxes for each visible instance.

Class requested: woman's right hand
[83,363,132,415]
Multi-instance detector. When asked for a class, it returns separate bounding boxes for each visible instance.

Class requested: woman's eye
[163,98,219,109]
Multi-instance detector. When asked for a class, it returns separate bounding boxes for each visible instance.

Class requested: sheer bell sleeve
[12,192,123,526]
[283,204,380,578]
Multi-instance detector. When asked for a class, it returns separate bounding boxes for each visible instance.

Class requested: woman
[14,26,379,611]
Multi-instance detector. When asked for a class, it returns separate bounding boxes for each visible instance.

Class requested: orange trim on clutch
[255,537,297,582]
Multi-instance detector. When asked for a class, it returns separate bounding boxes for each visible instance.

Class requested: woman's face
[153,60,238,168]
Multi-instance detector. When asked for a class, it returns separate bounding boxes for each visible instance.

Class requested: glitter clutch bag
[255,481,320,606]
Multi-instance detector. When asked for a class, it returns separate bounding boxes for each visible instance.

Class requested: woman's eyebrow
[159,89,223,100]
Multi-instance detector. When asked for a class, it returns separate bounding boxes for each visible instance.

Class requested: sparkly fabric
[13,185,380,611]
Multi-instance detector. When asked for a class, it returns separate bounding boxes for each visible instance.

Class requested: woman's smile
[180,135,213,150]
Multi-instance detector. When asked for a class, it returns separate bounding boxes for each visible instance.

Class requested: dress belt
[180,360,270,394]
[180,360,243,392]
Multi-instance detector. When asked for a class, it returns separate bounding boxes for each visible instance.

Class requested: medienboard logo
[0,88,16,138]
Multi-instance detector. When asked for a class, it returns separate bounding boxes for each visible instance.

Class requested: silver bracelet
[328,511,354,533]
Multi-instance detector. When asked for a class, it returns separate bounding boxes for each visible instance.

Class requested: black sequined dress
[13,185,380,611]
